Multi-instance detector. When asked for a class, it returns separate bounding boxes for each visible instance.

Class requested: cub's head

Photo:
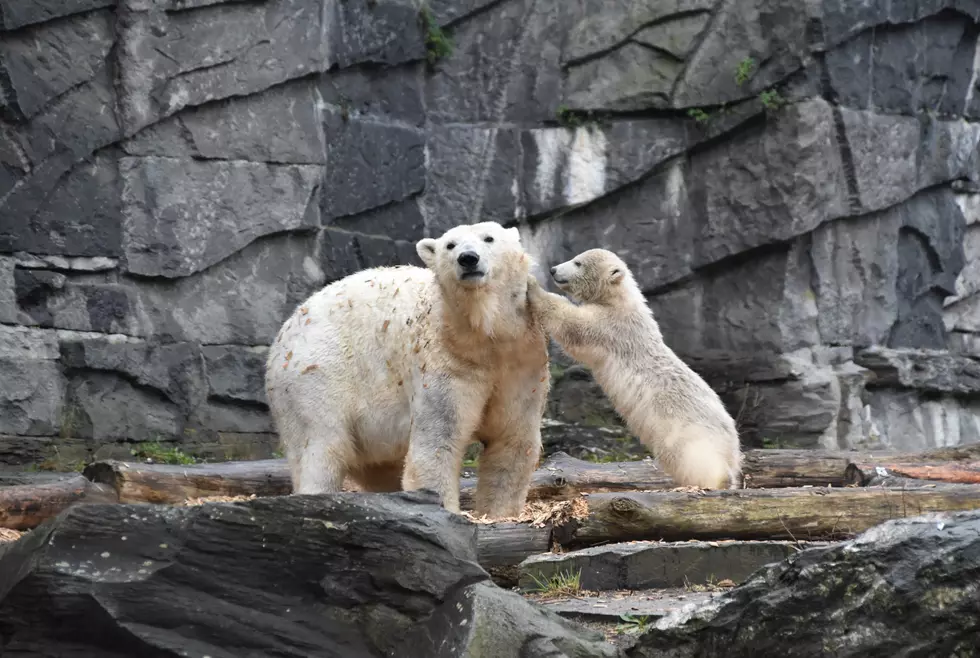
[549,249,632,303]
[416,221,527,289]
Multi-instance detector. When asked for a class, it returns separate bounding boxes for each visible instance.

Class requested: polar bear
[526,248,743,489]
[265,221,550,517]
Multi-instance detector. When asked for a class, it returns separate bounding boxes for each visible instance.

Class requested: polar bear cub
[526,248,743,489]
[265,221,550,517]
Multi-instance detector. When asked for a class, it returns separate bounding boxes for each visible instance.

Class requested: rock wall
[1,0,980,467]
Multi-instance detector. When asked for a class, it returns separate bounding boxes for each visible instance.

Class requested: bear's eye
[446,242,456,250]
[573,261,582,267]
[483,236,494,243]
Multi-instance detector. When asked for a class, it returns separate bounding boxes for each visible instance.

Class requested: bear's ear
[416,238,438,268]
[507,226,521,242]
[609,267,625,285]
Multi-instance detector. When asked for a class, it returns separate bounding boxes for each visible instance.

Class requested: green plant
[615,613,651,634]
[556,105,582,128]
[687,108,711,125]
[526,568,582,598]
[272,449,284,459]
[735,57,755,87]
[419,5,452,66]
[555,106,610,131]
[461,442,482,469]
[131,441,197,465]
[759,89,787,111]
[760,437,786,449]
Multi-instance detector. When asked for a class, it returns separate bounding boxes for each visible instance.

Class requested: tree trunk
[0,474,118,530]
[846,460,980,486]
[78,445,980,509]
[475,522,553,567]
[83,459,292,504]
[460,449,854,508]
[739,449,853,488]
[459,453,675,509]
[564,485,980,546]
[882,443,980,463]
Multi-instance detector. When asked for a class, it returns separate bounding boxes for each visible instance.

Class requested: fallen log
[78,444,980,509]
[860,475,980,491]
[460,453,675,508]
[846,460,980,486]
[462,449,852,507]
[0,474,118,530]
[739,449,853,488]
[84,459,292,504]
[564,485,980,546]
[871,443,980,462]
[475,522,553,567]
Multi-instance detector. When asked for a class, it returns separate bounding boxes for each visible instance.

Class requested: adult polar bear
[265,222,550,518]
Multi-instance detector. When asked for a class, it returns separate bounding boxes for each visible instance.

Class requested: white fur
[527,249,743,489]
[265,222,550,517]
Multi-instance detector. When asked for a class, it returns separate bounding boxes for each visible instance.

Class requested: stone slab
[519,540,830,592]
[528,588,723,623]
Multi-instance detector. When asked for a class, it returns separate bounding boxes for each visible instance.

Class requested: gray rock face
[202,345,270,406]
[0,491,621,657]
[321,109,425,220]
[0,327,63,438]
[1,0,980,462]
[115,0,330,135]
[627,510,980,657]
[121,156,323,277]
[0,10,114,121]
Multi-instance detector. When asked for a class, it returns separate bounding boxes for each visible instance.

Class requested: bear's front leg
[402,376,484,513]
[474,375,549,518]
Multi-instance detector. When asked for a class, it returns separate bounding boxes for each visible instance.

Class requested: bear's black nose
[550,266,557,275]
[458,251,480,268]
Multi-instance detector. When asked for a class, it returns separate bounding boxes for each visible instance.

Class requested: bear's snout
[457,251,480,268]
[549,266,557,275]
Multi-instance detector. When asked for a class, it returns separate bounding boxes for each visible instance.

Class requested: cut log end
[0,474,118,531]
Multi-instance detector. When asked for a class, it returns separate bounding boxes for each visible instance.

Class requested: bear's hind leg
[287,420,353,495]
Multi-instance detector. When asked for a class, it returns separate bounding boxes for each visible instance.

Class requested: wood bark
[76,445,980,510]
[459,452,676,509]
[739,449,852,488]
[564,485,980,546]
[83,459,292,504]
[0,474,118,530]
[846,460,980,486]
[462,449,853,507]
[475,522,553,567]
[886,443,980,462]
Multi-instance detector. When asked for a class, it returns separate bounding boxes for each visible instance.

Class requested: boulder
[407,582,624,657]
[627,509,980,657]
[0,491,622,657]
